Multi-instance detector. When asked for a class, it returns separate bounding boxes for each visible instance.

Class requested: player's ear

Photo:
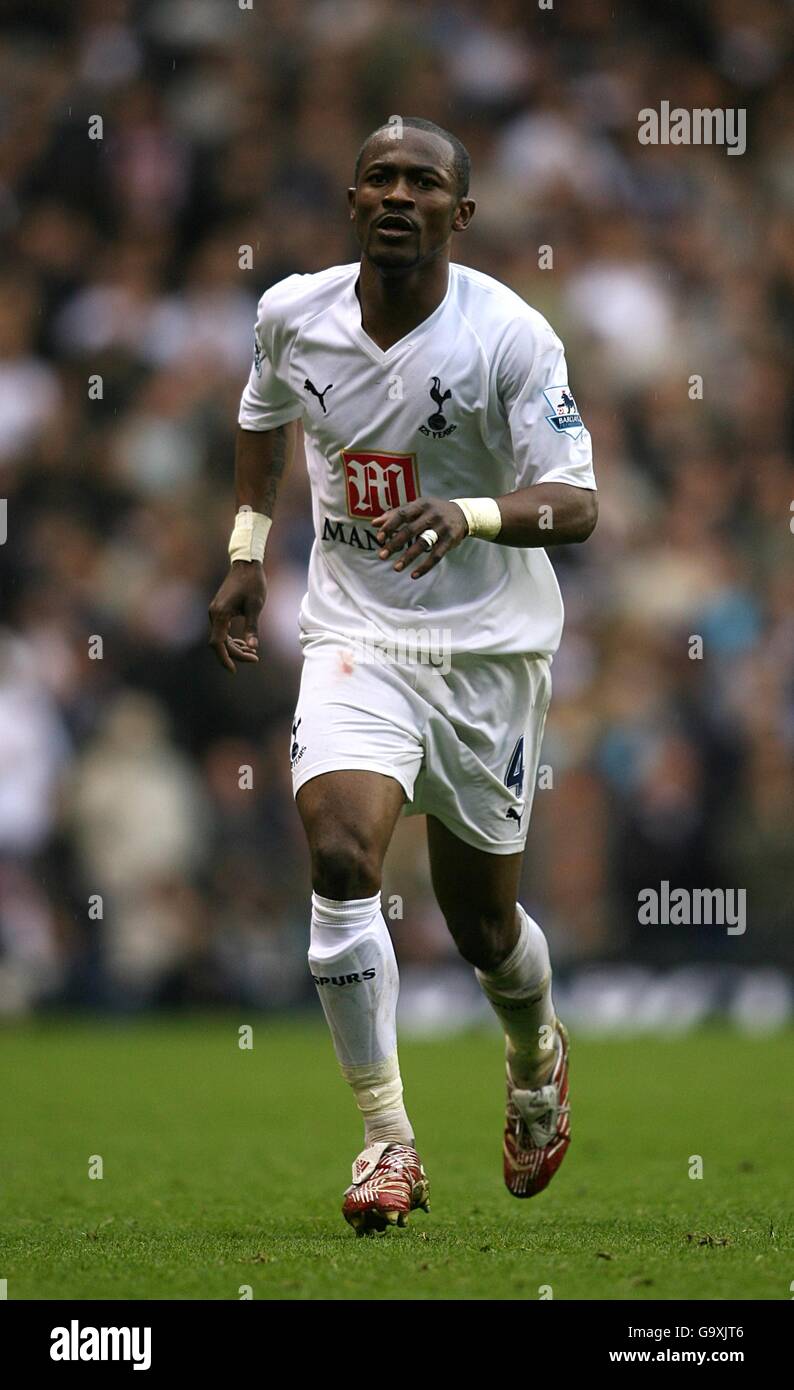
[452,198,475,233]
[347,186,356,219]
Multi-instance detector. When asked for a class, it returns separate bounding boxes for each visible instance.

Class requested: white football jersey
[238,261,595,656]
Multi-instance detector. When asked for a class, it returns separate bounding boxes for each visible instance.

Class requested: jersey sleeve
[498,316,596,491]
[238,279,305,431]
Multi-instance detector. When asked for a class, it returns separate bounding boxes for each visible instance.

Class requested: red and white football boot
[504,1018,571,1198]
[342,1141,430,1235]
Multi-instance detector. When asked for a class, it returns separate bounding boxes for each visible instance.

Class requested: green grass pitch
[1,1016,791,1300]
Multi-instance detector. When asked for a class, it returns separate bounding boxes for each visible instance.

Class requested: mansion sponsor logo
[638,101,746,156]
[340,450,418,520]
[51,1320,151,1370]
[637,881,746,936]
[322,515,382,551]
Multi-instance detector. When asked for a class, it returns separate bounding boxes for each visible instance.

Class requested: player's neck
[356,256,450,352]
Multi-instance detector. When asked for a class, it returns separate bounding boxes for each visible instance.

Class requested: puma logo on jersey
[506,807,523,828]
[419,376,457,438]
[304,378,333,413]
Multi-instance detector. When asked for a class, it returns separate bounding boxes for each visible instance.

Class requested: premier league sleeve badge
[543,385,585,441]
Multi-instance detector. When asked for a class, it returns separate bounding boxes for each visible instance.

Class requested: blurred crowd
[0,0,792,1015]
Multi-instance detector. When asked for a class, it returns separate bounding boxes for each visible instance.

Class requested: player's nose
[382,179,415,207]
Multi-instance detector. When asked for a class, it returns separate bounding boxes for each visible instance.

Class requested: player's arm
[372,482,595,579]
[490,480,597,547]
[234,421,296,517]
[209,282,304,671]
[208,423,298,673]
[493,321,598,548]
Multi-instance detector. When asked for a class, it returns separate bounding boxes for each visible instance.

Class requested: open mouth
[375,215,416,235]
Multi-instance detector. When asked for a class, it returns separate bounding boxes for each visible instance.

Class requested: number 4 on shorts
[505,736,525,797]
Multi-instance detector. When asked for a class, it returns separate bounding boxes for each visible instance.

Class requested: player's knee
[310,830,381,899]
[445,909,516,972]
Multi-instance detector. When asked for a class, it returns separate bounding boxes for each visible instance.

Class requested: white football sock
[309,890,414,1147]
[475,903,559,1089]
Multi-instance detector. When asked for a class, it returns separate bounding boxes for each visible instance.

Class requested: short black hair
[354,117,471,198]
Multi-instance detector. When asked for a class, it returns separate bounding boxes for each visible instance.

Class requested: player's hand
[208,562,266,674]
[372,498,469,579]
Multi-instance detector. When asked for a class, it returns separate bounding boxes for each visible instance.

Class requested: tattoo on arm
[235,421,295,518]
[262,426,288,518]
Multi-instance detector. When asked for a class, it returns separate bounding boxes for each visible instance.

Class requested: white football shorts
[289,631,552,855]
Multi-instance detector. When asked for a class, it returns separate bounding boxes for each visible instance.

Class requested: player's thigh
[291,636,424,883]
[413,652,551,858]
[290,634,424,799]
[300,767,408,861]
[426,813,524,928]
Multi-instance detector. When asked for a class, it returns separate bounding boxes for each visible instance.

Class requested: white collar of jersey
[345,265,456,364]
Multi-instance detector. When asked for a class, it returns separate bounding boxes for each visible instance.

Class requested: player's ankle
[364,1114,415,1148]
[508,1032,561,1091]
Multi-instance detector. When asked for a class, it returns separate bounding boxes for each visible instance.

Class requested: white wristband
[228,506,272,563]
[451,496,502,540]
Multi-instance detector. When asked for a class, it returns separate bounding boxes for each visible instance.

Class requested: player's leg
[426,817,559,1090]
[409,652,568,1196]
[290,636,432,1227]
[297,768,430,1230]
[297,767,412,1142]
[427,815,570,1197]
